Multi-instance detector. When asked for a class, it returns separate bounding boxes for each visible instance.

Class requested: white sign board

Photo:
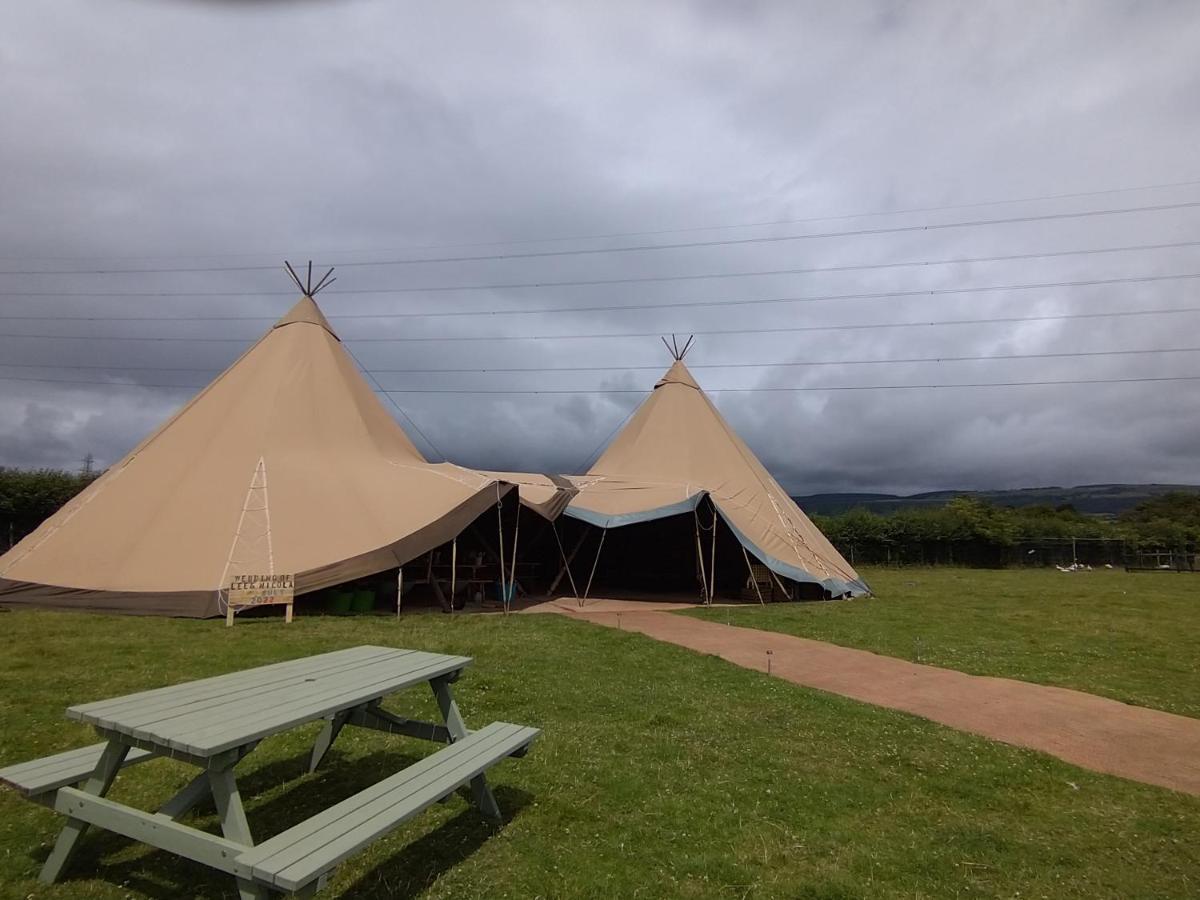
[226,573,295,625]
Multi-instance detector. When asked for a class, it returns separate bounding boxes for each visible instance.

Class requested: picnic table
[0,645,539,898]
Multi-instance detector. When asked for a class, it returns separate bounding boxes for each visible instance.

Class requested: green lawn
[691,567,1200,719]
[0,608,1197,899]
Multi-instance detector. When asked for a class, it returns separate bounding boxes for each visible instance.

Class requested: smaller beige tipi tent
[563,348,867,598]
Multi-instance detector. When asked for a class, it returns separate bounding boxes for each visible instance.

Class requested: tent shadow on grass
[34,748,531,898]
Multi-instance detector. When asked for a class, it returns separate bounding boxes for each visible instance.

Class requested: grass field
[0,606,1197,899]
[690,567,1200,719]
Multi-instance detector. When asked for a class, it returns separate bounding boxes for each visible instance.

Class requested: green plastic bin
[329,591,353,615]
[351,589,375,614]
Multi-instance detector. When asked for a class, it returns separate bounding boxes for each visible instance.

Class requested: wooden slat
[54,788,245,876]
[177,655,471,756]
[69,646,382,721]
[66,646,472,757]
[71,647,403,731]
[238,722,539,891]
[105,649,423,743]
[0,743,154,797]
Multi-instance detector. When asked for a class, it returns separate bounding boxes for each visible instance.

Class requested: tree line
[812,493,1200,568]
[2,466,1197,569]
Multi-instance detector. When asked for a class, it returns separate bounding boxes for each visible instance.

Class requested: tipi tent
[563,356,868,598]
[0,294,514,616]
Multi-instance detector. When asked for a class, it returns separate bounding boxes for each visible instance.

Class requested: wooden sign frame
[225,573,295,626]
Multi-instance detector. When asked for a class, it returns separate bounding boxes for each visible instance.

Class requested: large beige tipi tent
[563,356,868,598]
[0,293,514,616]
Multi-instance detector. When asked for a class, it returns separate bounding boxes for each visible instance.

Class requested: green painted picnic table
[0,645,539,898]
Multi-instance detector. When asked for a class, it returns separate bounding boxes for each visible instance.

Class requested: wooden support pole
[450,538,458,612]
[582,528,607,602]
[709,508,718,605]
[694,509,708,603]
[396,567,403,618]
[549,527,586,597]
[496,496,507,608]
[768,568,793,601]
[742,545,765,605]
[507,513,520,613]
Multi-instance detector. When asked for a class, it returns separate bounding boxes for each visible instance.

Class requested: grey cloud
[1,0,1198,493]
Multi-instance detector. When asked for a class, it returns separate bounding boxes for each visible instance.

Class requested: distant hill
[793,484,1200,517]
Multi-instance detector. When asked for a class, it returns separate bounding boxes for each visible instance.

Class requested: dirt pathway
[533,599,1200,796]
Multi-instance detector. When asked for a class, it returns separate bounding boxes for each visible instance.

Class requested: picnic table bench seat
[0,742,155,801]
[3,646,539,898]
[238,721,539,893]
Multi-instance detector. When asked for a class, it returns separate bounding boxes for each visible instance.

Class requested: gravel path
[536,599,1200,795]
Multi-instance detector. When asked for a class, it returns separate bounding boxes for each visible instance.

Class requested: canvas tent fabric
[0,296,514,617]
[469,471,580,520]
[565,360,869,597]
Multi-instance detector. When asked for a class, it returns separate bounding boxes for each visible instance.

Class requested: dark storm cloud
[1,1,1198,492]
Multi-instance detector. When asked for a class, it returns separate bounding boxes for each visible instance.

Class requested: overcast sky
[1,1,1198,494]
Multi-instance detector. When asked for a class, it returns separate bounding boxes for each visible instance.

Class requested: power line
[6,269,1200,322]
[4,176,1200,265]
[4,199,1199,277]
[2,346,1198,377]
[1,374,1197,393]
[3,304,1198,344]
[6,238,1200,305]
[341,343,446,461]
[386,379,1200,396]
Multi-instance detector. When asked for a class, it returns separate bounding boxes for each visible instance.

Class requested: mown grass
[690,567,1200,719]
[0,608,1196,899]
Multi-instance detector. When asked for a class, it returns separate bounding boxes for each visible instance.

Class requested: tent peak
[272,295,339,340]
[274,260,339,338]
[661,333,695,361]
[654,359,701,391]
[283,260,336,297]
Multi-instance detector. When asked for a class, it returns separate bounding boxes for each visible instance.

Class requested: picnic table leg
[208,763,267,900]
[309,710,350,773]
[39,740,130,883]
[429,675,502,822]
[158,740,260,820]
